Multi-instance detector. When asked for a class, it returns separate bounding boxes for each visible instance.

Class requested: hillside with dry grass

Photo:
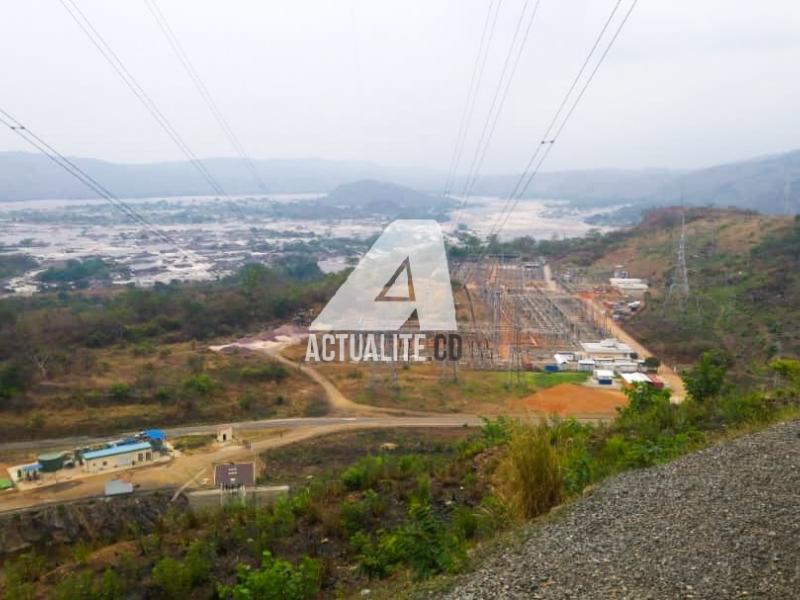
[587,208,799,374]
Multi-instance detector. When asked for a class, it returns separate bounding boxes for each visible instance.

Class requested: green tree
[683,350,732,402]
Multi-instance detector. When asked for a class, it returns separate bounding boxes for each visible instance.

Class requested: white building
[581,338,637,360]
[82,442,153,473]
[609,277,649,299]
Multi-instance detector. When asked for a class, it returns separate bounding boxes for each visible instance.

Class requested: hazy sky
[2,1,798,173]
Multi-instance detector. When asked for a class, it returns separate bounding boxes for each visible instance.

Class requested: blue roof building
[143,429,166,442]
[83,442,152,461]
[82,442,153,473]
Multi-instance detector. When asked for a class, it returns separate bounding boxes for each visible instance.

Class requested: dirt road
[580,296,686,401]
[0,340,615,512]
[0,415,485,512]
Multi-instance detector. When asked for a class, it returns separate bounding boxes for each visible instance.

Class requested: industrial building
[580,338,637,360]
[609,277,649,298]
[82,441,154,473]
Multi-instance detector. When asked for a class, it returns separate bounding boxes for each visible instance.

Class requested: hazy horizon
[2,1,799,173]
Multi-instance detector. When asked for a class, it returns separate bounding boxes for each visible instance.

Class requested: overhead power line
[463,0,638,285]
[0,108,195,262]
[442,0,504,199]
[459,0,543,200]
[449,0,543,229]
[58,0,247,220]
[143,0,268,193]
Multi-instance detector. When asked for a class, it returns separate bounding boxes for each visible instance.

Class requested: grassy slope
[0,344,322,442]
[586,208,798,372]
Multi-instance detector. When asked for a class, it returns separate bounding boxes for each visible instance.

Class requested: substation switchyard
[453,256,610,371]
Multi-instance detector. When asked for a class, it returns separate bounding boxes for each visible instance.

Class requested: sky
[1,0,798,173]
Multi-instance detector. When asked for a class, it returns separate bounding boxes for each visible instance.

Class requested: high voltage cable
[460,0,542,198]
[143,0,268,193]
[463,0,637,285]
[450,0,543,229]
[442,0,504,199]
[58,0,247,221]
[0,108,196,262]
[498,0,637,230]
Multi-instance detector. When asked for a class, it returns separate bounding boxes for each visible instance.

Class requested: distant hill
[1,149,799,217]
[276,180,453,220]
[644,149,800,211]
[323,180,448,213]
[0,152,443,201]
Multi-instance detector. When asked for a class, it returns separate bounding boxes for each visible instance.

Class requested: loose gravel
[444,420,800,599]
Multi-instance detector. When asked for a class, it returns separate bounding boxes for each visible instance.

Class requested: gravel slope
[444,420,800,599]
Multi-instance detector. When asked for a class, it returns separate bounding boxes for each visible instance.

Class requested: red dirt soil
[514,383,628,417]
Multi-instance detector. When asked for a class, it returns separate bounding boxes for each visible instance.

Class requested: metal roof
[105,479,134,496]
[83,442,151,461]
[621,373,652,384]
[143,429,166,441]
[214,462,255,487]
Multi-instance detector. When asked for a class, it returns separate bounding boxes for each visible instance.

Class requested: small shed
[12,462,41,482]
[214,462,255,489]
[143,429,167,448]
[594,369,615,385]
[217,425,234,444]
[105,479,134,496]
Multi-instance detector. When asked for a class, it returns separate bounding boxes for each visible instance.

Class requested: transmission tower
[667,209,690,303]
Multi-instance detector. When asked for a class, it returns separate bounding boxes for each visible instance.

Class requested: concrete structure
[82,442,153,473]
[216,425,234,444]
[186,485,289,511]
[105,479,134,496]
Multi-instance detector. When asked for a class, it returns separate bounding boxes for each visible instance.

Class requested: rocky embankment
[444,420,800,599]
[0,491,181,556]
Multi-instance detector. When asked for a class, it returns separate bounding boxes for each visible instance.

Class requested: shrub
[183,373,216,395]
[240,362,289,383]
[52,568,124,600]
[108,383,132,401]
[151,540,213,598]
[494,421,564,520]
[684,350,732,402]
[220,551,322,600]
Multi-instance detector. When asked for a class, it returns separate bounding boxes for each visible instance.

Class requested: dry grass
[0,342,322,441]
[494,420,564,520]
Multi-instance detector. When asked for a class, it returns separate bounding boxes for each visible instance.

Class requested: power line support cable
[143,0,269,193]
